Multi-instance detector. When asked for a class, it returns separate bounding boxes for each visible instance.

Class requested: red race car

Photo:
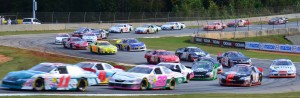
[203,22,227,31]
[144,50,180,64]
[63,37,88,50]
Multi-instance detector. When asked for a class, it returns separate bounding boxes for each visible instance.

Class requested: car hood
[56,37,68,40]
[223,71,250,76]
[3,70,45,80]
[129,42,145,47]
[230,57,249,61]
[112,72,147,80]
[271,65,295,70]
[192,68,211,72]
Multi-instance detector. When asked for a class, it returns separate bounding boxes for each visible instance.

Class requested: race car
[198,57,223,74]
[145,50,180,64]
[88,41,117,54]
[54,33,70,44]
[217,51,251,68]
[157,62,194,83]
[175,46,210,62]
[203,22,227,31]
[63,37,88,50]
[191,61,218,80]
[91,29,109,39]
[268,17,288,25]
[219,64,263,87]
[108,65,185,90]
[227,19,250,27]
[161,22,185,30]
[135,24,160,34]
[72,27,93,38]
[269,59,296,78]
[76,62,124,84]
[115,38,146,51]
[82,33,97,43]
[108,24,133,33]
[1,63,100,91]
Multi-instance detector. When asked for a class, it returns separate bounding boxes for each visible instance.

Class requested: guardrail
[193,37,300,53]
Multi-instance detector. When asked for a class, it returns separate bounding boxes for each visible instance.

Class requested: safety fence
[193,37,300,53]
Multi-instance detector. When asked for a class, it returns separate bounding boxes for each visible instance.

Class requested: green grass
[2,92,300,98]
[138,36,300,62]
[0,46,132,79]
[226,35,293,44]
[0,30,73,36]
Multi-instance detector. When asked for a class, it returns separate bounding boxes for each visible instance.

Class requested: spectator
[7,18,11,25]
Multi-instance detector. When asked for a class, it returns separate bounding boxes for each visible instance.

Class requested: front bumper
[219,78,250,86]
[74,45,88,50]
[99,49,117,54]
[129,46,147,51]
[269,73,296,78]
[108,83,140,90]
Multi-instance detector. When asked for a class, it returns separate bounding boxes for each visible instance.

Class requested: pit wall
[1,13,300,32]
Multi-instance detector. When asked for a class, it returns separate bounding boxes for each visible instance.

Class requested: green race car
[191,61,218,80]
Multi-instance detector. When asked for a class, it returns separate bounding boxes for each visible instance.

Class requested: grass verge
[0,46,132,79]
[0,30,73,36]
[138,36,300,62]
[226,35,293,44]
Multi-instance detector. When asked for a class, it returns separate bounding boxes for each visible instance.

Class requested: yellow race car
[89,41,117,54]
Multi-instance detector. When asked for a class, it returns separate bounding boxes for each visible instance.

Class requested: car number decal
[155,75,167,86]
[57,75,71,87]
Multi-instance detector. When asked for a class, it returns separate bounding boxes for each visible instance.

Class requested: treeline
[0,0,300,14]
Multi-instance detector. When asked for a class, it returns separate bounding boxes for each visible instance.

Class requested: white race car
[269,59,296,78]
[55,33,70,44]
[157,62,194,83]
[91,29,109,39]
[109,65,184,90]
[161,22,185,30]
[135,24,160,34]
[82,33,97,43]
[108,24,133,33]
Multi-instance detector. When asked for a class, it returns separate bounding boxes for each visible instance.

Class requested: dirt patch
[247,50,299,56]
[0,54,13,64]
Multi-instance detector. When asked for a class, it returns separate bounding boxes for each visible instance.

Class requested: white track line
[0,94,174,96]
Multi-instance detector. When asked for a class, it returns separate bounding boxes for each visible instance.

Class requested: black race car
[217,51,251,68]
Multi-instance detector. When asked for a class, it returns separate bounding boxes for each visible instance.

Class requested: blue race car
[115,38,147,51]
[1,62,100,91]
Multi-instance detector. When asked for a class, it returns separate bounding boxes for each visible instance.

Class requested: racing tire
[167,78,176,90]
[157,58,161,63]
[156,29,159,33]
[185,74,190,83]
[120,30,123,33]
[98,48,101,54]
[77,78,88,92]
[146,30,150,34]
[70,44,73,49]
[258,74,262,85]
[129,28,132,31]
[90,47,93,53]
[213,27,217,30]
[147,58,151,63]
[171,27,174,30]
[140,78,148,90]
[127,46,130,51]
[63,43,67,48]
[248,76,253,87]
[181,26,183,29]
[33,78,44,91]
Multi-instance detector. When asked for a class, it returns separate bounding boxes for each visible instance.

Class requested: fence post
[167,12,170,22]
[113,12,116,23]
[154,12,157,23]
[127,12,130,23]
[68,12,71,23]
[51,12,54,24]
[142,12,145,25]
[16,12,19,19]
[98,12,101,23]
[84,12,87,23]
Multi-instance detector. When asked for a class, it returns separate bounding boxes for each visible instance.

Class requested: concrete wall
[195,27,300,39]
[1,13,300,32]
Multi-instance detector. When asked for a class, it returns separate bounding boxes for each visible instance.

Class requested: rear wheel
[248,76,253,87]
[140,79,148,90]
[98,48,101,54]
[147,58,151,63]
[185,74,190,83]
[157,58,161,63]
[77,78,88,92]
[90,47,93,53]
[127,46,130,51]
[167,78,176,90]
[63,43,67,48]
[70,44,73,49]
[33,78,44,91]
[120,30,123,33]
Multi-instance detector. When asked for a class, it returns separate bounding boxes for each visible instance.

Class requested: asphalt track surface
[0,23,300,94]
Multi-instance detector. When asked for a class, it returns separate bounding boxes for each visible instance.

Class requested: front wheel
[140,79,148,90]
[127,46,130,51]
[185,74,190,83]
[70,44,73,49]
[77,78,88,92]
[33,78,44,91]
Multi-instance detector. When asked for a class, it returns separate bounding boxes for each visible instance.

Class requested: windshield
[57,34,69,37]
[76,63,94,68]
[128,67,153,74]
[71,38,83,41]
[84,33,95,36]
[128,39,139,43]
[98,42,110,45]
[275,61,292,65]
[76,28,86,32]
[192,62,213,70]
[190,48,203,52]
[29,64,56,73]
[229,66,251,73]
[113,24,123,27]
[158,64,174,69]
[158,51,171,55]
[229,52,245,58]
[23,19,31,22]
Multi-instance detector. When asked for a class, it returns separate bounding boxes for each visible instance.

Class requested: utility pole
[33,0,37,18]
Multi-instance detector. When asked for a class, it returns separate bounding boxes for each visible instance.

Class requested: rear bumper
[269,73,296,78]
[108,83,140,90]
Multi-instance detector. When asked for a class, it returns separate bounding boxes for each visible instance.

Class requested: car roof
[155,50,167,52]
[186,46,198,48]
[158,62,180,65]
[40,62,71,67]
[136,65,159,69]
[77,62,105,65]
